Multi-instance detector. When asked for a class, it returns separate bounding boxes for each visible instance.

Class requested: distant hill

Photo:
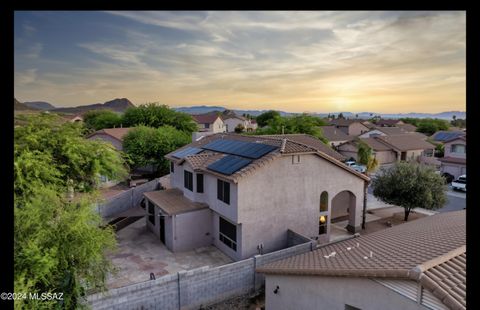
[23,101,56,111]
[14,98,32,111]
[174,106,293,117]
[53,98,135,114]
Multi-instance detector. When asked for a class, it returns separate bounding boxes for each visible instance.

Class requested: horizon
[14,11,465,114]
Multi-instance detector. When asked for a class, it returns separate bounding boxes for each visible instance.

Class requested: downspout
[362,180,368,229]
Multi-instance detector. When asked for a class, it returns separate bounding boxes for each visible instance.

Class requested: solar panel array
[207,155,253,175]
[434,132,464,141]
[171,147,203,159]
[201,139,277,159]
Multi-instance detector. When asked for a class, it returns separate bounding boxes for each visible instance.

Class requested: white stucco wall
[224,118,248,132]
[237,154,365,259]
[444,139,466,159]
[171,209,213,252]
[265,275,431,310]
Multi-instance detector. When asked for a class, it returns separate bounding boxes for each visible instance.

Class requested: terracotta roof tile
[192,113,220,124]
[319,126,354,142]
[87,127,134,141]
[375,134,435,151]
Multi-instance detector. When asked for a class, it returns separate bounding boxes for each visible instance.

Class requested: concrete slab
[106,218,232,289]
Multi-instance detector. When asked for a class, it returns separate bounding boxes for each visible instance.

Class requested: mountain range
[14,98,135,114]
[13,99,465,120]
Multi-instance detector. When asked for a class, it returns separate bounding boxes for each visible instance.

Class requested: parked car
[451,175,466,192]
[344,160,366,173]
[435,171,454,184]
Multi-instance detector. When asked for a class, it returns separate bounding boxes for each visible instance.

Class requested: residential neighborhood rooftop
[329,118,365,126]
[87,127,133,141]
[431,131,466,142]
[257,210,466,309]
[192,113,220,124]
[319,126,354,142]
[375,134,435,151]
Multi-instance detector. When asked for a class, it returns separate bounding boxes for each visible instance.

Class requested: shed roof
[144,189,208,215]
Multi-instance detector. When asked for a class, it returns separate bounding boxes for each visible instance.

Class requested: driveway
[106,218,232,289]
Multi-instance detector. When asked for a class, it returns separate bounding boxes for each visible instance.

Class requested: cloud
[15,68,38,85]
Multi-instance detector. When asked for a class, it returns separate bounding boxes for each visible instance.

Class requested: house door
[401,152,407,161]
[159,216,165,244]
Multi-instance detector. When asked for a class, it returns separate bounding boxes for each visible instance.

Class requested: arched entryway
[331,190,357,233]
[318,191,328,235]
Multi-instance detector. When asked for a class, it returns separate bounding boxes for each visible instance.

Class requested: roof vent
[280,138,287,153]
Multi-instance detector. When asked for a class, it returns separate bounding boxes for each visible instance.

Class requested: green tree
[338,113,344,119]
[372,162,446,221]
[256,110,281,127]
[83,110,122,131]
[357,140,378,174]
[234,124,245,133]
[123,125,191,176]
[14,114,126,309]
[122,103,197,133]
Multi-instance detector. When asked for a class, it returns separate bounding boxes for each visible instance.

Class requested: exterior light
[319,216,326,224]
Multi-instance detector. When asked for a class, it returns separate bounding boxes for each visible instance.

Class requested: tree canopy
[400,118,450,136]
[254,114,329,143]
[357,140,378,174]
[83,110,122,131]
[14,114,127,308]
[255,110,281,127]
[122,103,197,133]
[372,162,446,221]
[122,125,191,176]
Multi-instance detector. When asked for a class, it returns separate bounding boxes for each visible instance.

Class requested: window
[219,217,237,251]
[184,171,193,191]
[170,162,174,173]
[196,173,204,193]
[205,123,210,129]
[320,191,328,212]
[319,215,327,235]
[217,179,230,204]
[292,155,301,164]
[451,144,465,154]
[148,201,155,225]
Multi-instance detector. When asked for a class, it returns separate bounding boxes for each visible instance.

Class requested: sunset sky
[14,11,466,113]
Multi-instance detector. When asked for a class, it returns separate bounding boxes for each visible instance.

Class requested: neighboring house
[438,136,466,179]
[329,119,370,136]
[222,114,257,132]
[320,126,355,147]
[86,127,133,151]
[360,127,427,140]
[337,134,436,165]
[62,114,84,123]
[192,113,226,133]
[375,119,405,127]
[257,210,466,310]
[144,133,367,261]
[430,130,465,143]
[397,123,417,132]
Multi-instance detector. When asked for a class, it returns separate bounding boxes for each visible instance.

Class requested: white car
[344,160,366,173]
[451,175,466,192]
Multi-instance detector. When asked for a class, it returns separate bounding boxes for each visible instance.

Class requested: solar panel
[201,139,277,159]
[171,147,203,159]
[207,155,252,175]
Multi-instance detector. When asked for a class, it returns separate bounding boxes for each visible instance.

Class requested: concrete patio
[106,217,232,289]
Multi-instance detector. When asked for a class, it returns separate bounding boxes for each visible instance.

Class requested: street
[367,185,465,213]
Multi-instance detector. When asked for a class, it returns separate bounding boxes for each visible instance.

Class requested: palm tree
[357,140,379,229]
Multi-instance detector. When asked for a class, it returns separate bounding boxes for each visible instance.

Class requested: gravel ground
[202,288,265,310]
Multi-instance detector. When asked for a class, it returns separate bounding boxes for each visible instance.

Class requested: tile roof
[319,126,355,142]
[165,133,368,183]
[87,127,134,141]
[192,113,221,124]
[397,123,417,132]
[257,210,466,309]
[438,157,466,165]
[329,119,366,127]
[443,135,466,144]
[375,126,407,135]
[359,138,393,151]
[376,119,402,126]
[144,189,208,215]
[375,134,435,151]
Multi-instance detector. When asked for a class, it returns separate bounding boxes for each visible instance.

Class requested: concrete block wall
[86,238,318,309]
[97,178,160,218]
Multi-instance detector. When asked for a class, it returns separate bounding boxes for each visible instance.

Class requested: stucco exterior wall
[444,139,466,159]
[337,143,358,161]
[171,209,213,252]
[87,133,123,151]
[237,154,365,260]
[348,123,370,136]
[406,149,426,162]
[374,150,397,165]
[265,275,430,310]
[212,117,226,133]
[440,163,466,179]
[224,118,248,132]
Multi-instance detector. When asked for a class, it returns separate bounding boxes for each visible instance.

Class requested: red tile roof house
[143,133,370,261]
[329,119,371,136]
[192,113,226,133]
[257,210,466,310]
[376,119,405,127]
[438,136,466,179]
[86,127,133,151]
[320,125,355,147]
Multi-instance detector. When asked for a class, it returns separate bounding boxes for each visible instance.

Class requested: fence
[96,178,163,218]
[87,230,356,310]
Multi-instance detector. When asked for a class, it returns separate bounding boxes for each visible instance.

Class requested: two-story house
[143,133,369,261]
[438,135,466,179]
[192,113,226,133]
[329,119,370,136]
